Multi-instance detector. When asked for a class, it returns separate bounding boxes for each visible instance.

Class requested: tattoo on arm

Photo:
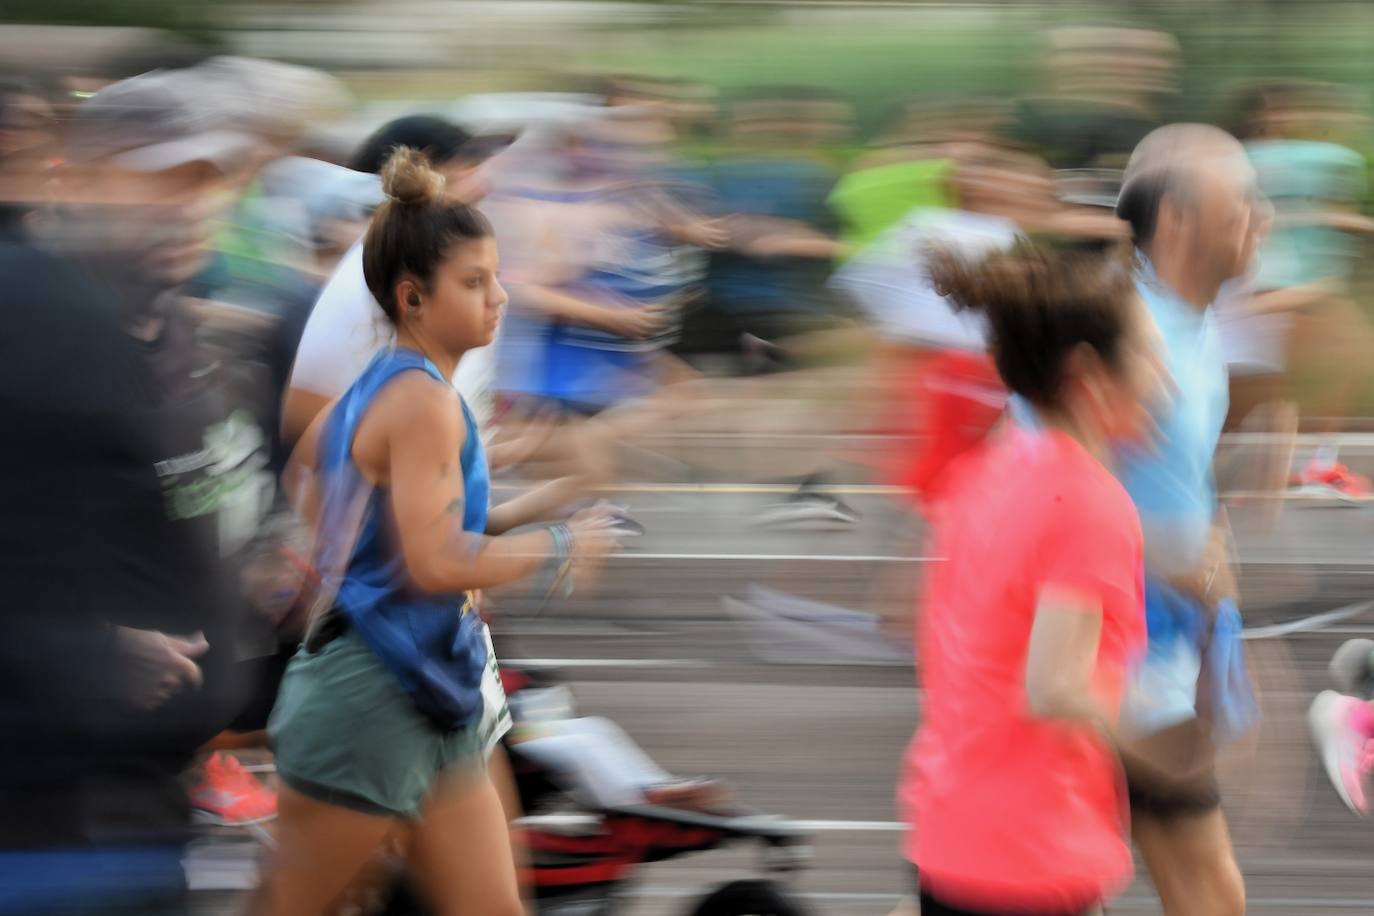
[442,518,483,560]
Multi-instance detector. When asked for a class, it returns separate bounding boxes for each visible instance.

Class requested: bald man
[1112,124,1261,916]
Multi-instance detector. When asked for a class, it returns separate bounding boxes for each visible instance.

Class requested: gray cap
[191,56,351,139]
[258,156,385,225]
[65,69,257,172]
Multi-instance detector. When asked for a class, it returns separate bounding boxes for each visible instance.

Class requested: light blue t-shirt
[1118,260,1229,577]
[1247,139,1367,290]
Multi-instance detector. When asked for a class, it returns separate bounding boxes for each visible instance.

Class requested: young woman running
[255,148,619,916]
[900,241,1165,915]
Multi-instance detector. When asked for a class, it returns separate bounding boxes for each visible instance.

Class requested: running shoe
[754,491,862,531]
[1290,455,1372,506]
[190,752,278,826]
[1308,690,1373,816]
[1329,638,1374,699]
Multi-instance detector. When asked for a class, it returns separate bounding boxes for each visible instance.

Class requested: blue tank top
[314,348,491,729]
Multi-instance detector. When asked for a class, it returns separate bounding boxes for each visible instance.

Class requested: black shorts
[1125,763,1222,820]
[911,864,1100,916]
[670,298,849,364]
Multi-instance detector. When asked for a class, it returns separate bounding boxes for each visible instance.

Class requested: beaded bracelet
[544,522,575,600]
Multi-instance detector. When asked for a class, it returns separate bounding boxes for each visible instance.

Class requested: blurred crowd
[4,18,1374,915]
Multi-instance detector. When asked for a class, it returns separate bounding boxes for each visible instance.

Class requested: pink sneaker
[190,752,278,826]
[1309,691,1373,816]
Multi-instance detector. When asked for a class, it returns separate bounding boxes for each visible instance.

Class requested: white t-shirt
[831,208,1021,350]
[288,242,493,425]
[1212,274,1290,377]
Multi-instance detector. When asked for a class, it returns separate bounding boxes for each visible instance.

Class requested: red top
[901,425,1146,913]
[870,348,1006,503]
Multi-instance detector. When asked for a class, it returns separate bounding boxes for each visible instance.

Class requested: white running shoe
[1308,690,1373,816]
[754,492,861,531]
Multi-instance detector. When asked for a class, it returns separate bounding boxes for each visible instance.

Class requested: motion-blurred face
[63,157,229,288]
[1190,156,1261,286]
[1065,291,1168,449]
[0,90,55,163]
[404,236,506,353]
[952,154,1056,216]
[1155,150,1259,289]
[562,117,670,181]
[1239,193,1276,274]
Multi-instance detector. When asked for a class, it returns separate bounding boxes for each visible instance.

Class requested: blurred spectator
[1012,26,1180,171]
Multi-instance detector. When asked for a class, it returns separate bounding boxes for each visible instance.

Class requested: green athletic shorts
[268,627,512,819]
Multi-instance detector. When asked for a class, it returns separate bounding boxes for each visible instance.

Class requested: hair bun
[380,146,446,206]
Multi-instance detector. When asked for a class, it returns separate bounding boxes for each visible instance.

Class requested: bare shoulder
[353,370,466,483]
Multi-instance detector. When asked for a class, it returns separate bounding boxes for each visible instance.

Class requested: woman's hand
[566,503,624,587]
[595,304,671,340]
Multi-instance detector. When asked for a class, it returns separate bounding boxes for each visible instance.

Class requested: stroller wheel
[685,879,813,916]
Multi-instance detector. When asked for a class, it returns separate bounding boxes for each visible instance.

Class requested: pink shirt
[901,426,1146,912]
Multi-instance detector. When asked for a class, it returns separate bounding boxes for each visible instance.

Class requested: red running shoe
[190,752,278,826]
[1292,456,1372,505]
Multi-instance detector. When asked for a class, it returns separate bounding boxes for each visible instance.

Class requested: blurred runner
[482,105,725,498]
[1221,80,1374,496]
[1110,124,1262,916]
[494,108,712,411]
[903,241,1160,915]
[256,147,619,916]
[682,87,864,526]
[827,95,998,255]
[833,143,1123,507]
[0,69,276,913]
[282,115,510,446]
[186,59,357,476]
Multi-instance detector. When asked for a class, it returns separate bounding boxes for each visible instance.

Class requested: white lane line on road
[617,552,935,563]
[518,814,904,831]
[506,657,714,669]
[1241,600,1374,640]
[630,887,1374,909]
[792,819,904,831]
[491,477,1374,501]
[491,481,911,496]
[634,886,902,902]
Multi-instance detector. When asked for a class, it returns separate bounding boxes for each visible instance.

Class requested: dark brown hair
[362,146,492,324]
[927,241,1137,407]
